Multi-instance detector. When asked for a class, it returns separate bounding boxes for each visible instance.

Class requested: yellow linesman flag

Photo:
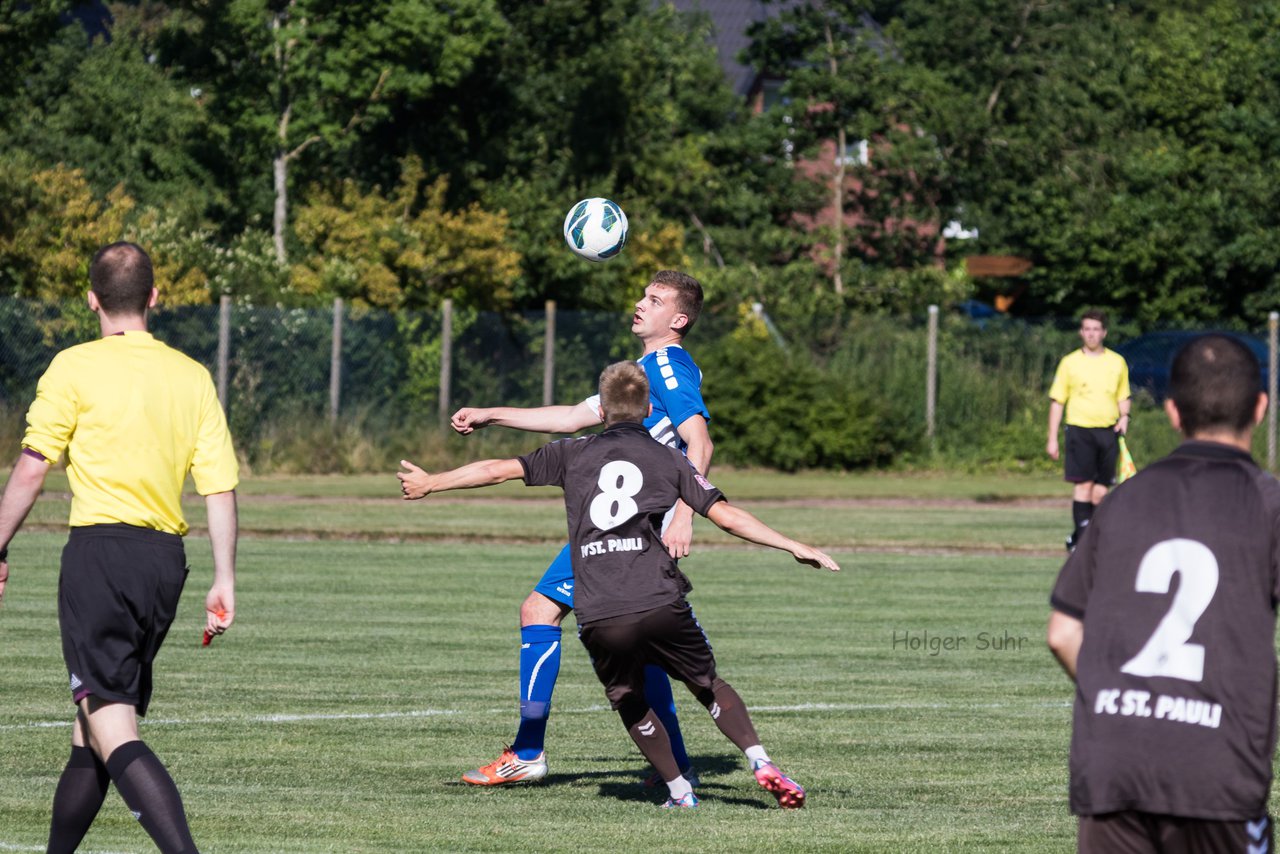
[1117,436,1137,484]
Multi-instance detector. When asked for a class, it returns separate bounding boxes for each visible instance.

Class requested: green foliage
[15,24,222,221]
[0,1,76,105]
[703,306,902,470]
[155,0,509,231]
[0,157,134,301]
[864,0,1280,324]
[291,157,521,309]
[458,0,741,309]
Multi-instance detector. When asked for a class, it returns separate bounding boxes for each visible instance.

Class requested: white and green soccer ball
[563,198,628,262]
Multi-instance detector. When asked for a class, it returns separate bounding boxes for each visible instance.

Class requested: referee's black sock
[105,740,198,854]
[1072,501,1095,540]
[47,745,110,854]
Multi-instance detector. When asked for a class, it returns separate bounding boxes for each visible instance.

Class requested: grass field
[0,471,1143,852]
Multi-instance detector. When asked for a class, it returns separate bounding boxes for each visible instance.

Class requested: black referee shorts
[58,524,189,717]
[1064,425,1119,486]
[578,598,716,710]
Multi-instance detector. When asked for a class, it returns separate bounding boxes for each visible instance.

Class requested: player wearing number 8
[399,362,840,808]
[1048,334,1279,852]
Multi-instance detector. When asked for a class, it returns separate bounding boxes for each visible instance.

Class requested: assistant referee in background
[1047,310,1131,551]
[0,242,239,854]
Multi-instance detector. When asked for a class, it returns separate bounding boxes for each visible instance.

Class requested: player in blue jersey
[445,271,712,787]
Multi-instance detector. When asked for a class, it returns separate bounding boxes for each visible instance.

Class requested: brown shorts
[578,598,715,709]
[59,524,188,717]
[1079,811,1271,854]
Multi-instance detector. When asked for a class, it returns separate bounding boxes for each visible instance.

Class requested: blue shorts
[533,543,575,606]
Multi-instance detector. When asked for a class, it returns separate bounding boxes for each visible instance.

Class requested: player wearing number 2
[1048,334,1279,852]
[400,361,839,808]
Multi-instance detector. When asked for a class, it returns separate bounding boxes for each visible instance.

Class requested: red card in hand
[202,610,227,647]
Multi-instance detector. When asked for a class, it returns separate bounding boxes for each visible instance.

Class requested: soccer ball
[563,198,628,262]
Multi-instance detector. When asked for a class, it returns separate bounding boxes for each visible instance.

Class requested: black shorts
[58,524,188,717]
[1064,425,1119,485]
[1079,811,1271,853]
[578,599,716,710]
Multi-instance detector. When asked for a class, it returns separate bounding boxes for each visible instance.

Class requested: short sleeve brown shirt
[519,422,724,624]
[1051,441,1280,820]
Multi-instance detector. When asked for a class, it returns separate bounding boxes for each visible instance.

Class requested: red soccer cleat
[752,760,806,809]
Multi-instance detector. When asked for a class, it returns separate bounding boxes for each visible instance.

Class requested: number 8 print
[589,460,644,531]
[1120,538,1219,683]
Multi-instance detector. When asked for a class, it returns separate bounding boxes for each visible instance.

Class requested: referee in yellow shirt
[0,242,239,854]
[1047,310,1131,552]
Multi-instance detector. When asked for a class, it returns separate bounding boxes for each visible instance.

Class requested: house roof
[667,2,892,98]
[667,0,793,98]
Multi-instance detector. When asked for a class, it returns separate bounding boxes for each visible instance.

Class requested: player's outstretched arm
[399,458,525,499]
[203,490,237,639]
[0,453,51,606]
[1047,610,1083,680]
[705,501,840,572]
[452,401,602,436]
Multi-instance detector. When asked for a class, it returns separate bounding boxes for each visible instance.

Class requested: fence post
[217,294,231,411]
[439,298,453,428]
[543,300,556,407]
[926,304,939,448]
[329,297,344,423]
[1269,312,1278,471]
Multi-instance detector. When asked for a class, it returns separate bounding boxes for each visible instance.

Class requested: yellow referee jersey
[22,331,239,535]
[1048,348,1131,428]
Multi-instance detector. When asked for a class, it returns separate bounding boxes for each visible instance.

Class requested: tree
[0,160,134,301]
[431,0,741,311]
[155,0,507,253]
[290,157,521,310]
[744,0,1280,326]
[0,1,79,107]
[6,14,223,224]
[744,1,954,306]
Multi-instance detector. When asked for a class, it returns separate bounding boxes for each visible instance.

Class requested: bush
[702,308,903,471]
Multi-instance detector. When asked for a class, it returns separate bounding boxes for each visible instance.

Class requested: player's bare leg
[521,589,569,627]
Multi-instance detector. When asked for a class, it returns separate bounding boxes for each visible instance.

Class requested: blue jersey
[584,346,709,452]
[538,346,709,607]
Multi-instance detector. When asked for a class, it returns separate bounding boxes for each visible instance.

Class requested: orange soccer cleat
[461,747,548,786]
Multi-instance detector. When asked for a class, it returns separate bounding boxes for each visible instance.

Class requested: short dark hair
[1169,334,1262,436]
[599,361,649,425]
[650,270,703,335]
[90,242,154,316]
[1080,310,1107,329]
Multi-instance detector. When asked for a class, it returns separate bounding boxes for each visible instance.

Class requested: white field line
[0,700,1070,733]
[1,846,131,854]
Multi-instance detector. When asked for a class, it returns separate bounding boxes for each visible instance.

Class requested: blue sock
[643,665,690,771]
[512,625,561,760]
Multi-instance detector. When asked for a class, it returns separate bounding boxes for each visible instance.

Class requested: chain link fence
[1,296,1274,471]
